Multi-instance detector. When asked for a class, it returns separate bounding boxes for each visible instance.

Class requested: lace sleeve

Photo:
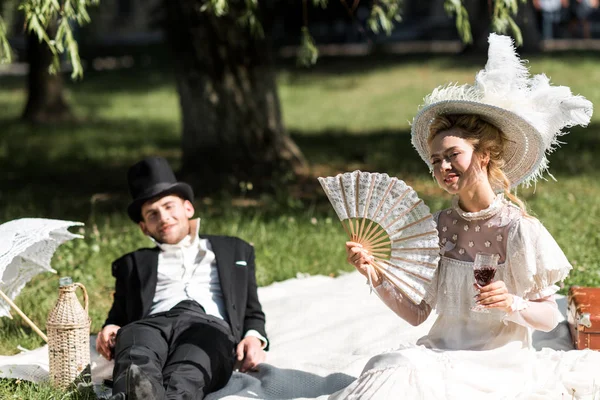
[502,295,561,332]
[421,210,442,308]
[374,280,432,326]
[507,216,572,300]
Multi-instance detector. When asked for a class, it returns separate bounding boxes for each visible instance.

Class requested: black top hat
[127,157,194,222]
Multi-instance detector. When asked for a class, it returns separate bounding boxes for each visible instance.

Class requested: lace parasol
[0,218,83,341]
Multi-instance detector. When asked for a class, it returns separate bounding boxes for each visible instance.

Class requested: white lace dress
[330,195,600,400]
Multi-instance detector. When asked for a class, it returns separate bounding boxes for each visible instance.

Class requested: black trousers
[112,300,236,400]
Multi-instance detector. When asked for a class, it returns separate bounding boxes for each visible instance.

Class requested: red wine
[474,267,496,287]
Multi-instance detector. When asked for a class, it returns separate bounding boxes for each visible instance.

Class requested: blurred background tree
[0,0,527,193]
[0,0,98,122]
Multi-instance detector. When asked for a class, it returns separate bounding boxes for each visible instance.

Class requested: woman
[333,34,600,399]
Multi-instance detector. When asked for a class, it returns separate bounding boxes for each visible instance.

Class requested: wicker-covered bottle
[47,277,91,389]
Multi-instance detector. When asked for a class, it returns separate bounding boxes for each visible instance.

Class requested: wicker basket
[47,277,91,389]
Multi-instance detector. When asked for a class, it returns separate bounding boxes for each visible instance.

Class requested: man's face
[139,195,194,244]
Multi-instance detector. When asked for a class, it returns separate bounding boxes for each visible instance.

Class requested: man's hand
[96,324,120,360]
[235,336,265,373]
[474,280,514,313]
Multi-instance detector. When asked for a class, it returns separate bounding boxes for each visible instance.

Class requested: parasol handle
[0,289,48,343]
[73,282,89,314]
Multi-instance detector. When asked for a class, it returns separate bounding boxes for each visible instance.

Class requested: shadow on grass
[2,114,597,222]
[0,61,175,98]
[0,116,180,221]
[1,51,599,221]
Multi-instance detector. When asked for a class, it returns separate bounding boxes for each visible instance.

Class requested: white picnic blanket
[0,272,575,399]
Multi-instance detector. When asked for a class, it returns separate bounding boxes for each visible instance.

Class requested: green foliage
[367,0,403,35]
[237,0,264,38]
[195,0,527,67]
[7,0,97,78]
[491,0,527,45]
[444,0,527,46]
[299,0,527,66]
[444,0,472,44]
[0,0,532,84]
[0,14,11,64]
[200,0,229,16]
[297,27,318,67]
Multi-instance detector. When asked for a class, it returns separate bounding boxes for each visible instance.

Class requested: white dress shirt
[148,219,267,346]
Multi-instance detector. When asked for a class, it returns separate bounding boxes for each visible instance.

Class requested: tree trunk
[163,0,307,195]
[22,25,72,123]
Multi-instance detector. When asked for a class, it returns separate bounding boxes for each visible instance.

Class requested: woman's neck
[457,184,497,213]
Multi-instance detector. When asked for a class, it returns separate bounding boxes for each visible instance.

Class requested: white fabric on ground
[0,272,580,398]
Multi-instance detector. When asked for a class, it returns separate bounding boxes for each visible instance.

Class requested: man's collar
[150,218,201,251]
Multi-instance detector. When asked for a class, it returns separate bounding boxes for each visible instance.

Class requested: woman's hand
[346,241,381,286]
[474,280,514,313]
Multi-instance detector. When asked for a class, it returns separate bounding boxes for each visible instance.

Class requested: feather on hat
[411,33,593,188]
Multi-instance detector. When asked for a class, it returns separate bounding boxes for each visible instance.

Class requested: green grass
[0,378,96,399]
[1,52,600,398]
[279,53,600,133]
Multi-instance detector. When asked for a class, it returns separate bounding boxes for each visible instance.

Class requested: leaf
[14,0,100,79]
[237,0,264,38]
[0,15,13,64]
[507,16,523,46]
[367,5,383,34]
[444,1,472,44]
[366,0,402,36]
[201,0,229,17]
[367,7,380,33]
[297,27,318,67]
[490,0,524,46]
[26,14,51,44]
[48,53,59,75]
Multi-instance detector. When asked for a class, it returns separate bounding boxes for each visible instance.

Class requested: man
[96,156,268,400]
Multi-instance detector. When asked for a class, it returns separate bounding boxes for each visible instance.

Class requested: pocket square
[235,261,247,266]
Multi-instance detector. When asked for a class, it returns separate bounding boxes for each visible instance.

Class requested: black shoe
[126,364,156,400]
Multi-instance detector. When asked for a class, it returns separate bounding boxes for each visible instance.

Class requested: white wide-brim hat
[411,34,593,189]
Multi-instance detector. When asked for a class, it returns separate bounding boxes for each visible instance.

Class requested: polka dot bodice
[436,195,521,264]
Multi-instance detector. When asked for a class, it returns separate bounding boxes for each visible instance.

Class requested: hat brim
[410,100,545,189]
[127,182,194,222]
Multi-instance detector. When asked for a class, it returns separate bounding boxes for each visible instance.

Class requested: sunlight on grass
[279,55,600,134]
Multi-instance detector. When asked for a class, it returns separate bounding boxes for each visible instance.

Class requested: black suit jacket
[103,235,268,348]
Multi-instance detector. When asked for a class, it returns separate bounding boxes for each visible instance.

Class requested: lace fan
[318,170,440,305]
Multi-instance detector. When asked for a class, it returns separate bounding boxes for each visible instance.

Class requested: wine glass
[471,252,500,313]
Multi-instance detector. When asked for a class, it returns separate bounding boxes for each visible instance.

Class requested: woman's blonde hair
[427,114,527,214]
